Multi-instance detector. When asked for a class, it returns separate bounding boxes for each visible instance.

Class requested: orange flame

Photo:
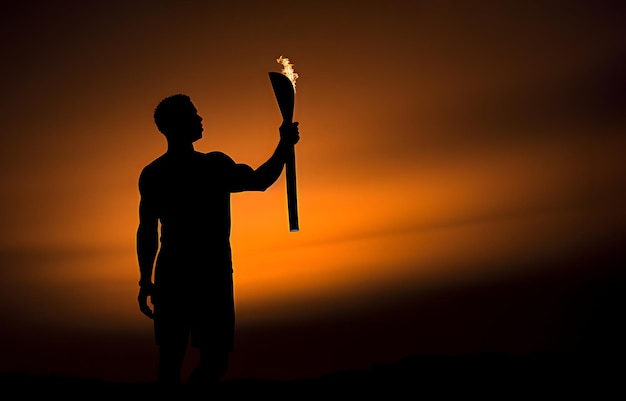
[277,55,298,92]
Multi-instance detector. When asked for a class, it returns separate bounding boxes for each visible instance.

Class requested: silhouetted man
[136,94,300,386]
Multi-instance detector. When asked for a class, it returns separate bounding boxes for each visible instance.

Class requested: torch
[269,56,299,232]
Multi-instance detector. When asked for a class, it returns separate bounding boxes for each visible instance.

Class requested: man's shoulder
[139,155,168,181]
[204,151,236,167]
[203,151,244,172]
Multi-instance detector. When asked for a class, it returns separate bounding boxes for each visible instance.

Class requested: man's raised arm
[235,122,300,192]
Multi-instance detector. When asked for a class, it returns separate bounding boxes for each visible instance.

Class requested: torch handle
[286,139,299,232]
[269,72,298,232]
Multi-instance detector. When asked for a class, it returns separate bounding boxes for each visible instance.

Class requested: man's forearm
[247,122,299,191]
[251,139,290,191]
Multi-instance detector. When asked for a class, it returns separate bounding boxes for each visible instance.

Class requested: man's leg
[187,347,229,386]
[187,272,234,386]
[156,340,187,385]
[154,306,189,386]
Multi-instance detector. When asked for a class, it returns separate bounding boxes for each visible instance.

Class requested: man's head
[153,94,203,143]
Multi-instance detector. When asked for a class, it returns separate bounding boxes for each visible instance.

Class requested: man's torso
[140,151,244,282]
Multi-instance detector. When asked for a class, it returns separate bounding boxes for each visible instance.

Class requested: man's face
[176,102,204,143]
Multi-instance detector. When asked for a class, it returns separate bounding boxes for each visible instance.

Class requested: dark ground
[1,350,624,399]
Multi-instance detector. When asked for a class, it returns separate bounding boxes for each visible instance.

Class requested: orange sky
[1,1,625,382]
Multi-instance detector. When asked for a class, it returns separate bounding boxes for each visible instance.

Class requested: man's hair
[153,94,192,136]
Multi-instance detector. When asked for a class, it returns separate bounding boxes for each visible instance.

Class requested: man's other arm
[136,170,158,319]
[234,121,300,192]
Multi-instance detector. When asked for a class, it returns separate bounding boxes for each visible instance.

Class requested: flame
[277,55,298,92]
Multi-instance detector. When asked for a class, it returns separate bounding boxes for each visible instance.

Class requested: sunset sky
[1,1,625,383]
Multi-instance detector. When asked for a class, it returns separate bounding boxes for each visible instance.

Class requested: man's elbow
[246,182,271,192]
[247,173,277,192]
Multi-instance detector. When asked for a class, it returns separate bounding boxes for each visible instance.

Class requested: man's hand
[138,282,155,319]
[280,121,300,145]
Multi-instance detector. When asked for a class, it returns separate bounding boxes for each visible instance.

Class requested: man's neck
[166,141,195,155]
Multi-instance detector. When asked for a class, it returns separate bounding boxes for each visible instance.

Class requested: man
[136,93,300,386]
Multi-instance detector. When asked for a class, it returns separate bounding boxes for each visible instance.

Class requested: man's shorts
[153,272,235,352]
